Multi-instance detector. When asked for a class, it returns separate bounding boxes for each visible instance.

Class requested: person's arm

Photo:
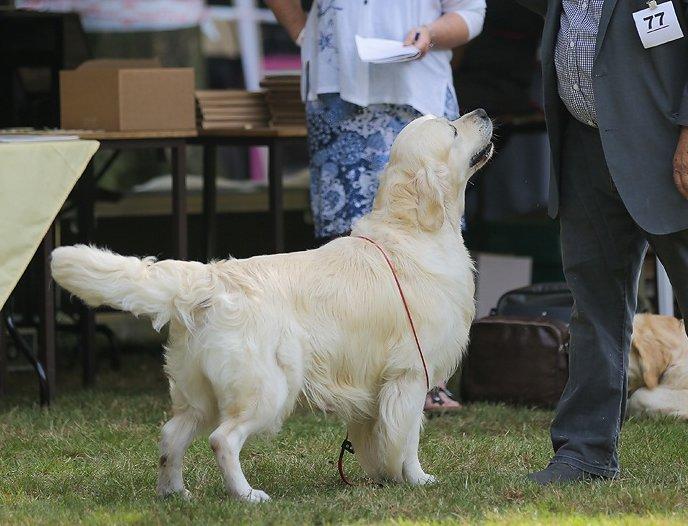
[516,0,548,17]
[673,5,688,199]
[265,0,307,44]
[672,128,688,200]
[403,0,486,58]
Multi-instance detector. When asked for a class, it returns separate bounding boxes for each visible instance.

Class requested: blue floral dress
[304,0,461,238]
[306,90,460,238]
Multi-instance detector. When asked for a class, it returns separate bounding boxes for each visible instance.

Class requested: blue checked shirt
[554,0,604,127]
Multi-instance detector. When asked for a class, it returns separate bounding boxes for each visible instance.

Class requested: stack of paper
[260,73,306,126]
[195,90,270,130]
[355,35,421,64]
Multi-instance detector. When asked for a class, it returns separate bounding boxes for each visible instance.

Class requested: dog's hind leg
[209,420,269,502]
[208,372,289,502]
[157,410,202,499]
[375,374,433,484]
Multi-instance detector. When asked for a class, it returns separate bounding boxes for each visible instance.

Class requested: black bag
[461,283,573,407]
[493,282,574,324]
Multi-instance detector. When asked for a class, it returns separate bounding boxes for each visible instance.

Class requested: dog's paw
[407,473,437,486]
[179,489,193,501]
[157,487,192,500]
[420,474,437,485]
[241,489,271,503]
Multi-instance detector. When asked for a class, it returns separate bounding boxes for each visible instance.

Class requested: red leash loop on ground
[337,437,355,486]
[337,236,431,486]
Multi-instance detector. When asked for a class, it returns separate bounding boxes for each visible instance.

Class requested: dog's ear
[634,336,672,389]
[412,163,446,231]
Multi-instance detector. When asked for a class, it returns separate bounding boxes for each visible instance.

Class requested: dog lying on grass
[50,110,493,502]
[628,313,688,420]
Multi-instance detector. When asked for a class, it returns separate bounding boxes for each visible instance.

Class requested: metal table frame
[0,225,54,405]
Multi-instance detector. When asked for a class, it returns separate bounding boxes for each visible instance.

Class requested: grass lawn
[1,354,687,526]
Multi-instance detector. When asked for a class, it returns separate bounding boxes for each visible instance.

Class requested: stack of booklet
[355,35,421,64]
[260,73,305,127]
[195,90,270,130]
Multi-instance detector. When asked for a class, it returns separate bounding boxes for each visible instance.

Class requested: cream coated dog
[50,110,494,502]
[628,313,688,419]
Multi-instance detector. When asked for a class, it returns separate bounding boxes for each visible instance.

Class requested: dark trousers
[551,116,688,476]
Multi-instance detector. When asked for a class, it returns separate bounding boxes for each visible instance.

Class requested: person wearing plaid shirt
[518,0,688,484]
[554,0,603,126]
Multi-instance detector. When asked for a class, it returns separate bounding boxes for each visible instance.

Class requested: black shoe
[527,462,607,485]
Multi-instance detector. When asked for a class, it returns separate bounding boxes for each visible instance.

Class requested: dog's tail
[51,245,215,331]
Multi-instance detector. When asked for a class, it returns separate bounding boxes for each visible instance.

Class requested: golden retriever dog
[50,109,493,502]
[628,313,688,420]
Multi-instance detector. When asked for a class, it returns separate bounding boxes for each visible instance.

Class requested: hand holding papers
[355,35,421,64]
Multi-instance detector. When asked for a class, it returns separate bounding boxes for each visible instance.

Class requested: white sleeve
[441,0,487,41]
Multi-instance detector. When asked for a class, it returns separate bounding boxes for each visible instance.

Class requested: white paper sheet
[355,35,421,64]
[0,135,80,143]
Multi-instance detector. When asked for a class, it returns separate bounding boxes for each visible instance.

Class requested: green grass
[1,355,687,525]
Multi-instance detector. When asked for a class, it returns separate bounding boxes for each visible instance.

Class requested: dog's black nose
[474,108,489,120]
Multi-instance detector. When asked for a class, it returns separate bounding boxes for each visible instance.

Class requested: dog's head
[629,314,685,391]
[373,109,493,232]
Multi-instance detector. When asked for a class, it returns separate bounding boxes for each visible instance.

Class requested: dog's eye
[449,123,458,137]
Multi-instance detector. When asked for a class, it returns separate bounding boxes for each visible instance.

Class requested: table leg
[37,223,56,403]
[171,143,188,260]
[77,162,96,386]
[268,140,285,253]
[0,307,5,397]
[202,145,217,262]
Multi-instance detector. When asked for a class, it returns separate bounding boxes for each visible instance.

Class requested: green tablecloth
[0,140,99,309]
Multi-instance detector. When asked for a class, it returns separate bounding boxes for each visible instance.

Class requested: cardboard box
[474,252,533,318]
[60,59,195,132]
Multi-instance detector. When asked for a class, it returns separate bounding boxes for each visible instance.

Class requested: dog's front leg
[377,375,436,484]
[401,409,436,486]
[348,418,382,480]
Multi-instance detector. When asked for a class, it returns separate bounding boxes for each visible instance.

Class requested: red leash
[337,235,431,486]
[337,437,356,486]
